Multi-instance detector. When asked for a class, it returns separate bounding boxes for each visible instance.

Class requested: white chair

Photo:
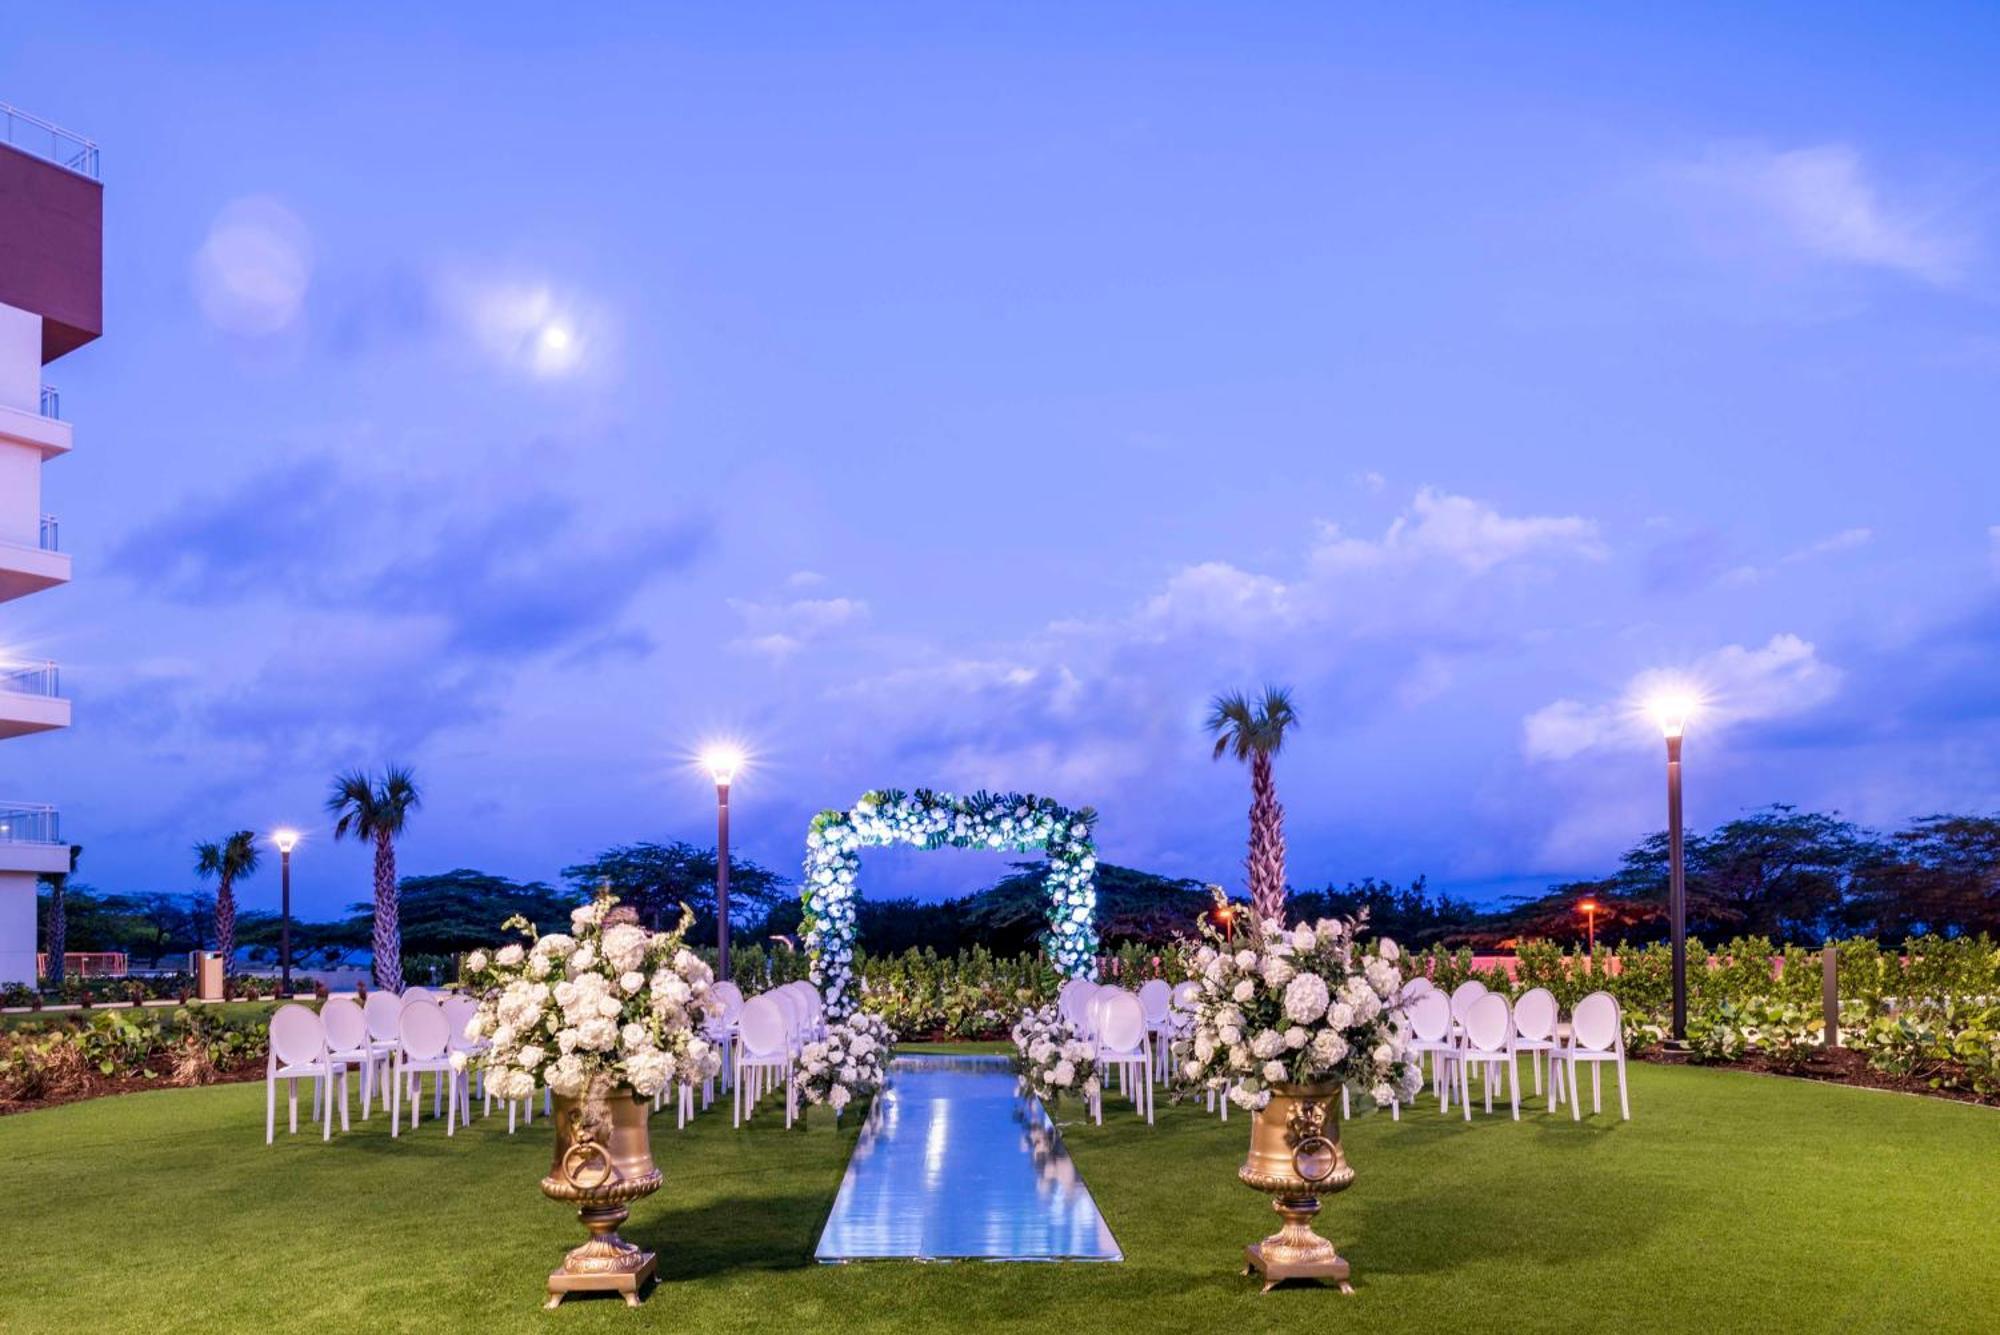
[702,983,744,1108]
[1448,980,1488,1032]
[1442,992,1519,1121]
[1090,990,1153,1125]
[733,995,795,1128]
[442,995,483,1123]
[1550,991,1630,1121]
[265,1003,349,1144]
[401,986,437,1005]
[1510,987,1560,1107]
[390,1000,464,1137]
[1404,989,1456,1110]
[319,997,377,1120]
[1399,975,1437,1005]
[1137,979,1173,1084]
[361,991,404,1115]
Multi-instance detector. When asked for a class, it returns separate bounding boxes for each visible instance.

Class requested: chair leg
[288,1078,299,1135]
[266,1074,276,1145]
[391,1060,401,1138]
[1592,1064,1602,1115]
[1508,1057,1520,1121]
[340,1069,352,1133]
[1617,1058,1631,1121]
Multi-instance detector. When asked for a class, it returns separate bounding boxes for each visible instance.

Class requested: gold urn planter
[540,1086,663,1309]
[1238,1081,1356,1294]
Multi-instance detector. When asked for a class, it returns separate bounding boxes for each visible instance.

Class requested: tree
[39,843,79,987]
[1848,814,2000,938]
[193,831,260,971]
[1206,685,1300,923]
[384,869,574,955]
[560,841,788,938]
[328,765,421,992]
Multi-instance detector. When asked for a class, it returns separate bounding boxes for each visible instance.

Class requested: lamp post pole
[1666,730,1687,1041]
[715,777,732,982]
[273,829,299,997]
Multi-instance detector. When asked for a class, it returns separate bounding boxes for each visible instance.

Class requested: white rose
[1263,1060,1288,1083]
[465,950,489,972]
[621,971,645,995]
[1284,1026,1308,1050]
[516,1045,545,1070]
[1232,979,1256,1003]
[495,944,525,967]
[1379,939,1401,962]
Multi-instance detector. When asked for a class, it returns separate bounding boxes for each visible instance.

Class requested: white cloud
[1312,487,1604,575]
[192,197,312,336]
[1671,144,1968,286]
[1784,527,1873,563]
[1138,562,1294,636]
[728,594,868,659]
[1523,633,1840,761]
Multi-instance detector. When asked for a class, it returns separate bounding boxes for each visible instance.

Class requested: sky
[3,4,1998,922]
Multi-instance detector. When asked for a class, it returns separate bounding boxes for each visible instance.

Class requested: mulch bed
[1642,1046,1998,1108]
[0,1058,266,1119]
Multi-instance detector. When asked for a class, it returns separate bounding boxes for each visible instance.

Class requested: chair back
[1137,979,1172,1025]
[769,987,803,1043]
[1399,976,1436,1003]
[1513,987,1558,1042]
[1449,980,1489,1026]
[401,986,436,1005]
[1464,992,1512,1053]
[1098,990,1146,1052]
[1572,991,1621,1053]
[270,1004,327,1068]
[1169,980,1199,1013]
[441,996,479,1049]
[711,980,744,1013]
[399,1000,450,1061]
[739,996,787,1057]
[1408,989,1452,1042]
[363,990,404,1042]
[321,997,368,1052]
[1061,982,1097,1030]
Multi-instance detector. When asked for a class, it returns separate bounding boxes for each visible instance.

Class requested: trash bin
[195,951,225,1001]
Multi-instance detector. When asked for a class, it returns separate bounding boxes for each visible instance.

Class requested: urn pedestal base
[1237,1082,1357,1295]
[544,1254,657,1309]
[543,1201,658,1308]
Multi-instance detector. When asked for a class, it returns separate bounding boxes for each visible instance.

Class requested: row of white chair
[1054,977,1158,1124]
[265,991,486,1143]
[1400,977,1631,1121]
[731,980,826,1129]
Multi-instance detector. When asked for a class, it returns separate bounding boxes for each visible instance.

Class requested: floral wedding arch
[801,788,1100,1016]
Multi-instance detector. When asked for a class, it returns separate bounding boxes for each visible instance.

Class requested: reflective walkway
[814,1054,1123,1262]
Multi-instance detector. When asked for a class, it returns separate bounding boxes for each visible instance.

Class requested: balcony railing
[0,661,59,697]
[1,103,99,179]
[39,514,57,552]
[39,384,58,420]
[0,804,61,844]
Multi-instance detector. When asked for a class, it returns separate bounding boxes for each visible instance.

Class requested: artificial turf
[0,1049,1993,1334]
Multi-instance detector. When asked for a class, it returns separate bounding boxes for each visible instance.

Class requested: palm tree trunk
[44,879,66,987]
[372,830,403,992]
[1248,752,1288,923]
[215,873,237,975]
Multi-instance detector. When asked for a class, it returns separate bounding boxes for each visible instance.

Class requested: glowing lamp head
[1578,898,1598,915]
[700,744,745,787]
[272,828,300,854]
[1648,693,1696,739]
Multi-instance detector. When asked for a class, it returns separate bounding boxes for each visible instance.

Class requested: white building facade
[0,107,100,984]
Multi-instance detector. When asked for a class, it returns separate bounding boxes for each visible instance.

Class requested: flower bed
[0,1004,271,1114]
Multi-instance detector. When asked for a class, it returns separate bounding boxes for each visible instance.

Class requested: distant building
[0,104,101,984]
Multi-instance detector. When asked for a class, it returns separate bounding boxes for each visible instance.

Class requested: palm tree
[41,843,80,988]
[1206,685,1300,923]
[194,831,261,972]
[328,765,421,992]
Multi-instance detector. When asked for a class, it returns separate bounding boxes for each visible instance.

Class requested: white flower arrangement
[793,1010,897,1116]
[458,894,723,1103]
[1175,911,1420,1113]
[803,788,1099,1016]
[1009,1003,1102,1106]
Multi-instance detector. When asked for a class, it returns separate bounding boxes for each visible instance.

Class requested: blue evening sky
[4,4,1997,920]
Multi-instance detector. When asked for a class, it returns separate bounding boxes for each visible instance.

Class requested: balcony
[0,803,68,875]
[0,104,98,180]
[39,384,58,419]
[0,398,71,459]
[0,661,67,738]
[0,520,68,603]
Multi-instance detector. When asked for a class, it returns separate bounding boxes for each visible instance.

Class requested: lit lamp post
[699,745,745,982]
[1650,695,1695,1042]
[271,828,300,997]
[1578,897,1599,954]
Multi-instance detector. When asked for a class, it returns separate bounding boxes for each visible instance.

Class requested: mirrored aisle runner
[814,1054,1123,1262]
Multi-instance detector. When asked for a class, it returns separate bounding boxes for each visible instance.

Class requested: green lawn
[0,1051,1994,1334]
[0,999,297,1032]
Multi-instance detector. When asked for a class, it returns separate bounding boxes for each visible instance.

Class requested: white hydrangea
[1283,972,1331,1025]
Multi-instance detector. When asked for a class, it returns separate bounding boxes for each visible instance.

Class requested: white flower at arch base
[793,1011,897,1115]
[459,893,723,1103]
[1010,1004,1102,1107]
[1174,910,1420,1114]
[802,788,1100,1019]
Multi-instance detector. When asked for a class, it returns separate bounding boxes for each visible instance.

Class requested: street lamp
[1649,693,1695,1041]
[271,828,300,997]
[1578,897,1599,954]
[699,744,746,981]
